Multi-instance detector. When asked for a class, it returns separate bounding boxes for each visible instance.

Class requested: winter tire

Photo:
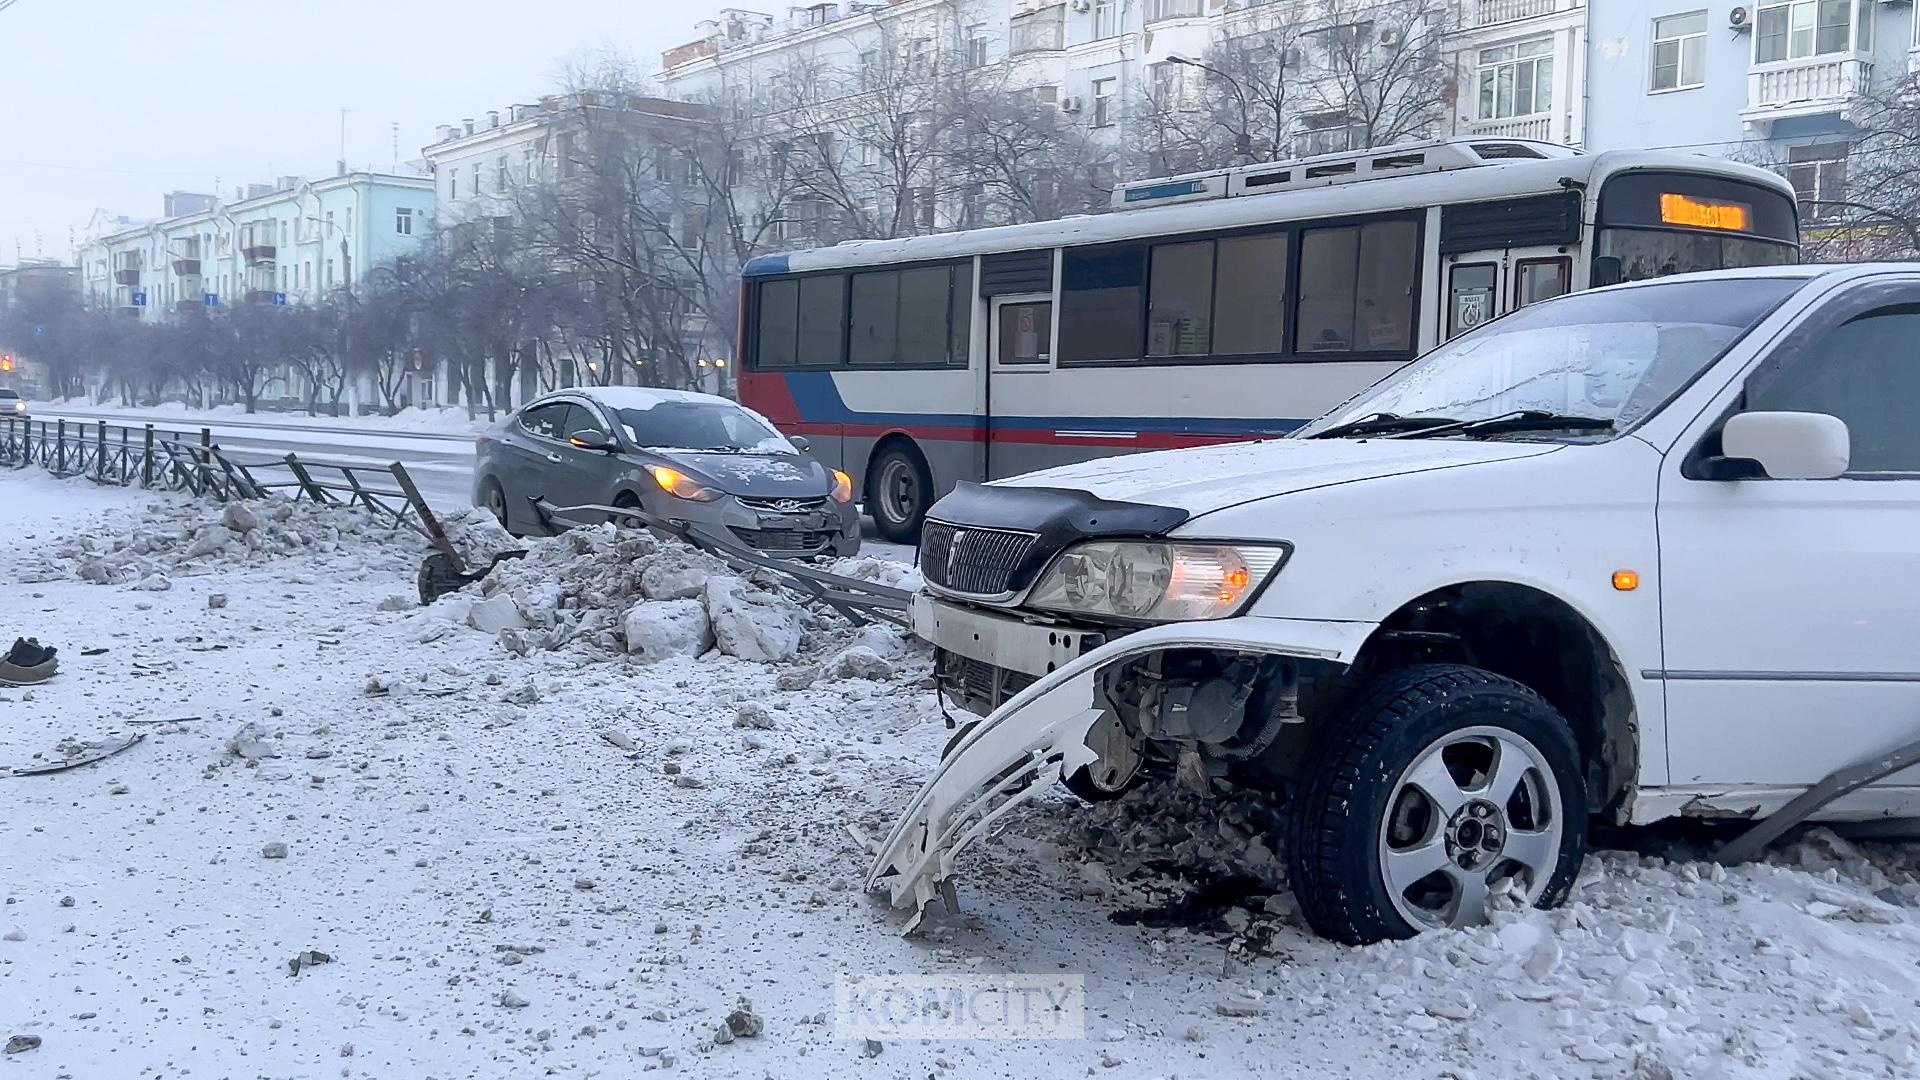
[867,445,931,544]
[480,478,512,533]
[1287,663,1588,945]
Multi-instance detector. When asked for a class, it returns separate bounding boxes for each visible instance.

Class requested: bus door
[1443,246,1574,340]
[985,293,1053,480]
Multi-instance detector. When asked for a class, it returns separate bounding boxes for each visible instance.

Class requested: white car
[870,263,1920,943]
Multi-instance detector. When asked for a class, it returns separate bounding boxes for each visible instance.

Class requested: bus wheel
[868,444,931,544]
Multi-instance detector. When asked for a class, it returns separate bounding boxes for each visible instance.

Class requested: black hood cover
[924,482,1190,595]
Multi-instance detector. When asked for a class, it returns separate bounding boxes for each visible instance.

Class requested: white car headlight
[1026,541,1290,622]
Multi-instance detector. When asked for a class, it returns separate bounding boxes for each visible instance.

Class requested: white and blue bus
[738,138,1800,540]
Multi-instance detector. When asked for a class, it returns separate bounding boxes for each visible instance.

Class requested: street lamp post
[1168,54,1256,165]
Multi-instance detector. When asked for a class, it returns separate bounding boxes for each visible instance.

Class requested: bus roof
[743,147,1795,278]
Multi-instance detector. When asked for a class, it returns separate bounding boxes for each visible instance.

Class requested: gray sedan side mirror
[789,435,812,453]
[568,429,618,452]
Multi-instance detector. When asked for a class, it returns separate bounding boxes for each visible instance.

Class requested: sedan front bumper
[863,614,1372,931]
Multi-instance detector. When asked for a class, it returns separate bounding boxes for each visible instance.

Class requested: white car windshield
[1298,277,1806,439]
[615,401,794,454]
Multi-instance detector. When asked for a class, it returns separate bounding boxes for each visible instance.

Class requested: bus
[737,138,1800,541]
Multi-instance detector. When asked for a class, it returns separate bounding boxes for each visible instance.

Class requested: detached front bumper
[863,613,1372,931]
[677,495,860,558]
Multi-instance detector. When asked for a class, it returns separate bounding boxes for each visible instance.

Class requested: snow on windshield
[617,401,795,454]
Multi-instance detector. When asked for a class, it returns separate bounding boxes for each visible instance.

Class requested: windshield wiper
[1306,413,1467,439]
[1391,410,1615,439]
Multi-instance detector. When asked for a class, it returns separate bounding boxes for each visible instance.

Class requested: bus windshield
[1594,170,1799,283]
[1296,276,1806,439]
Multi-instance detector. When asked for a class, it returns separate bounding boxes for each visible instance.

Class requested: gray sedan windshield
[1298,277,1804,438]
[615,402,793,453]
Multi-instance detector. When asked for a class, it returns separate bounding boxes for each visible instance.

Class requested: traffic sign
[273,292,289,307]
[33,325,44,336]
[131,291,147,307]
[204,293,219,307]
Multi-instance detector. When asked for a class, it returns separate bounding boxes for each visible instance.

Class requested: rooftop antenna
[391,122,400,172]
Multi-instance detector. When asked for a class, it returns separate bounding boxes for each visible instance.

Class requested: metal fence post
[94,422,107,480]
[54,419,66,473]
[142,425,155,487]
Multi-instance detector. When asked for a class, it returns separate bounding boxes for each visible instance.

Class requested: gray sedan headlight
[1026,541,1290,622]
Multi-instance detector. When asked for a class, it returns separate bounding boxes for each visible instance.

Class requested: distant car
[474,386,860,559]
[0,387,26,422]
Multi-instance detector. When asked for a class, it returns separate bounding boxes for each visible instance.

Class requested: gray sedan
[474,386,860,558]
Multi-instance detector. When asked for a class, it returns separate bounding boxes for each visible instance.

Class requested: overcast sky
[0,0,736,264]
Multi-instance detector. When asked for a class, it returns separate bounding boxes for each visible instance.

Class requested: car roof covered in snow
[540,386,731,412]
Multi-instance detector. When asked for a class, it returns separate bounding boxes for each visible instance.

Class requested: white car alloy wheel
[1376,725,1563,931]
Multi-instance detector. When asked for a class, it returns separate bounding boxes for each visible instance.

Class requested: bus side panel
[746,369,986,499]
[985,360,1406,479]
[738,371,845,473]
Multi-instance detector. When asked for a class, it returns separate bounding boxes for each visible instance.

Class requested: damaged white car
[869,264,1920,944]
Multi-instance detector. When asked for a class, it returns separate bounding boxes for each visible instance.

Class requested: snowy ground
[5,469,1920,1078]
[40,398,490,436]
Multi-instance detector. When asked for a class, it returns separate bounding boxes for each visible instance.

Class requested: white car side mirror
[1721,411,1850,480]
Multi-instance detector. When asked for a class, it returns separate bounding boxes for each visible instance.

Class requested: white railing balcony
[1467,114,1554,140]
[1744,55,1871,124]
[1144,0,1204,22]
[1473,0,1559,27]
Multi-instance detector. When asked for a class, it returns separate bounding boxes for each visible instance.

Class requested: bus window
[849,271,902,366]
[1298,219,1417,354]
[898,267,952,366]
[1147,241,1214,357]
[1514,257,1570,308]
[796,274,845,366]
[1594,170,1799,281]
[1213,233,1288,355]
[844,263,969,367]
[1449,262,1497,338]
[1061,246,1146,362]
[755,279,800,368]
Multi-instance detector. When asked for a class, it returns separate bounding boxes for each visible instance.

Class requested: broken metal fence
[0,414,440,541]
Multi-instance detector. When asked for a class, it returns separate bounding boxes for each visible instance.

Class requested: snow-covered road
[5,470,1920,1078]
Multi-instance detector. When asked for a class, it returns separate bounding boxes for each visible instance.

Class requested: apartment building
[76,172,435,321]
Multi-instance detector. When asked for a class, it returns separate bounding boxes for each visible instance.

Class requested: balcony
[1474,0,1559,26]
[244,289,279,305]
[174,299,204,314]
[113,268,141,286]
[172,258,201,277]
[1009,6,1064,54]
[1467,114,1554,140]
[1143,0,1203,23]
[242,244,277,265]
[1744,55,1871,126]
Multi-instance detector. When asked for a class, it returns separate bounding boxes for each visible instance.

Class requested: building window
[1145,0,1203,22]
[967,24,989,67]
[1478,39,1554,119]
[1091,76,1118,127]
[325,259,335,287]
[1756,0,1854,63]
[1786,141,1848,219]
[1305,20,1373,68]
[496,155,509,192]
[449,171,458,200]
[1293,112,1362,157]
[1650,12,1708,91]
[1150,63,1199,111]
[1092,0,1119,39]
[395,208,415,236]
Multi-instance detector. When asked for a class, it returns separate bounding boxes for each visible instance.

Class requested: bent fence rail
[0,415,439,541]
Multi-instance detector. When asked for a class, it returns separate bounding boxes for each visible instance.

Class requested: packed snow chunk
[130,573,172,592]
[468,594,530,634]
[622,599,713,662]
[439,507,520,569]
[830,554,923,593]
[704,576,804,662]
[181,527,230,561]
[640,548,726,601]
[220,501,261,534]
[827,645,894,681]
[734,701,779,729]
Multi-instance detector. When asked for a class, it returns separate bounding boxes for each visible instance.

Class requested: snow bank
[44,397,491,435]
[21,493,419,586]
[453,523,892,668]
